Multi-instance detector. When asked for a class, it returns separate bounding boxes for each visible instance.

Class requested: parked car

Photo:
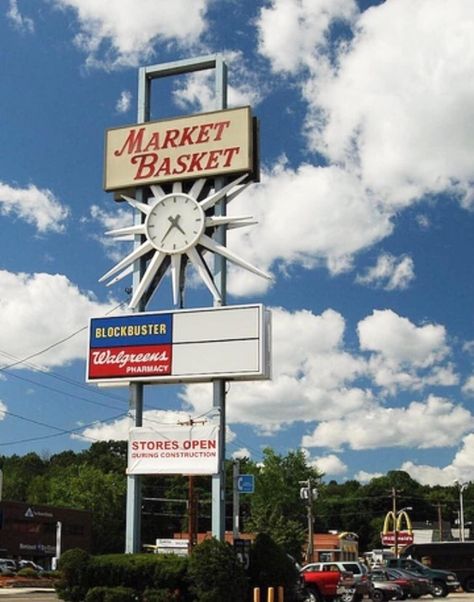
[17,560,44,572]
[386,567,433,597]
[301,561,371,602]
[300,563,356,602]
[0,559,17,573]
[369,572,404,601]
[386,558,459,597]
[371,569,411,599]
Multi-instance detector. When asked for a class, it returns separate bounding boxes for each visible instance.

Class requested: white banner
[127,424,219,475]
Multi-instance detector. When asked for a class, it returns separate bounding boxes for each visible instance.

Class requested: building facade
[0,501,91,568]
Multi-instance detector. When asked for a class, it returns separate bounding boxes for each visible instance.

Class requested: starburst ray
[199,174,248,211]
[105,224,146,237]
[187,247,222,303]
[105,265,133,286]
[173,181,183,194]
[189,178,206,199]
[150,184,166,200]
[99,240,154,283]
[205,215,256,229]
[121,195,152,215]
[170,254,183,306]
[129,251,167,309]
[199,234,271,280]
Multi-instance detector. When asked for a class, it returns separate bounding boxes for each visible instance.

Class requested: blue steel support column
[125,66,149,553]
[211,55,228,541]
[124,56,229,551]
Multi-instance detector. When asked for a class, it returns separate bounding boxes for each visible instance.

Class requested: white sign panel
[127,424,219,475]
[87,304,271,385]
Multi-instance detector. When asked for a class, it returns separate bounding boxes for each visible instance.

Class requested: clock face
[145,193,205,254]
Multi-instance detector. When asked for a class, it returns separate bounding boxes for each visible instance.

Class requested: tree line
[0,442,471,559]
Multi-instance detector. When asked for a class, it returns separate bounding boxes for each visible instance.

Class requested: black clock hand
[161,215,185,243]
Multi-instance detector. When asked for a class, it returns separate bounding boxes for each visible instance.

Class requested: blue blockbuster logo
[90,313,173,348]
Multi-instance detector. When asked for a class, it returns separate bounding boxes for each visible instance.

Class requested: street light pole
[454,480,468,542]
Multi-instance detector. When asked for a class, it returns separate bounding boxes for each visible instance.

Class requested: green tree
[47,464,126,553]
[247,448,320,559]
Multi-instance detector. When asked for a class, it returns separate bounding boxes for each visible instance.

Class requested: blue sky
[0,0,473,485]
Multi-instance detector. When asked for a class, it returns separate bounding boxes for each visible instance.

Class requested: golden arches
[382,510,413,535]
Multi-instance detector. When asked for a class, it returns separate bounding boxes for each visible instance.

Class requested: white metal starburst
[100,175,271,308]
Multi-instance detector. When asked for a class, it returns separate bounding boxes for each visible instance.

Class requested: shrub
[143,588,180,602]
[248,533,299,601]
[85,586,138,602]
[56,548,92,602]
[17,567,39,578]
[187,538,247,602]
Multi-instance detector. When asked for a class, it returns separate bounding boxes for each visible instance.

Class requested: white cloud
[0,270,120,369]
[306,452,348,477]
[354,470,383,484]
[116,90,132,114]
[173,52,264,113]
[6,0,34,33]
[0,182,69,233]
[462,375,474,396]
[257,0,358,73]
[0,400,7,421]
[180,306,370,432]
[51,0,210,69]
[232,448,252,460]
[356,253,415,290]
[77,409,193,442]
[358,310,448,367]
[301,0,474,209]
[400,434,474,486]
[226,163,393,296]
[302,395,473,451]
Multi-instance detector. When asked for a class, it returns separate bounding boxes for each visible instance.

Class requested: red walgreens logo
[89,344,172,379]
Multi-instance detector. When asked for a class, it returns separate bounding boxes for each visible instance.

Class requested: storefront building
[0,501,91,568]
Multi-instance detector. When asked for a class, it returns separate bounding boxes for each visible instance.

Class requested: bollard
[267,586,275,602]
[278,586,284,602]
[253,587,261,602]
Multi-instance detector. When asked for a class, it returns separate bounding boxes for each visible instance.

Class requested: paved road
[0,591,474,602]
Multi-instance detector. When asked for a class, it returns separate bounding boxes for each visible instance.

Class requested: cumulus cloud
[301,395,473,451]
[462,375,474,396]
[301,0,474,209]
[77,409,194,442]
[173,52,264,113]
[306,452,348,477]
[359,310,449,366]
[356,253,415,290]
[0,270,120,369]
[51,0,210,69]
[232,448,252,460]
[354,470,383,484]
[116,90,132,114]
[0,182,69,233]
[6,0,34,33]
[180,306,370,432]
[257,0,358,73]
[225,163,393,296]
[399,434,474,486]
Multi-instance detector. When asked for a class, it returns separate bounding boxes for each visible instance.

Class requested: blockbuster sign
[87,304,271,384]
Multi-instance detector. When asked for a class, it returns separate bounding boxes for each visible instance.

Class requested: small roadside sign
[237,474,255,493]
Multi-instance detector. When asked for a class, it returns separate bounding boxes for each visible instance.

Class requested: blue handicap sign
[237,474,254,493]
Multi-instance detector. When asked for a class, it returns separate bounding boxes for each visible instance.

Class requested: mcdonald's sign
[380,510,414,546]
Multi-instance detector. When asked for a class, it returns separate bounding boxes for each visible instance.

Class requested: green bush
[187,538,247,602]
[143,588,180,602]
[248,533,299,601]
[85,586,139,602]
[56,548,92,602]
[17,567,39,578]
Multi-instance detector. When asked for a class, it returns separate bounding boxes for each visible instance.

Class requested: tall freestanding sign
[92,55,271,553]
